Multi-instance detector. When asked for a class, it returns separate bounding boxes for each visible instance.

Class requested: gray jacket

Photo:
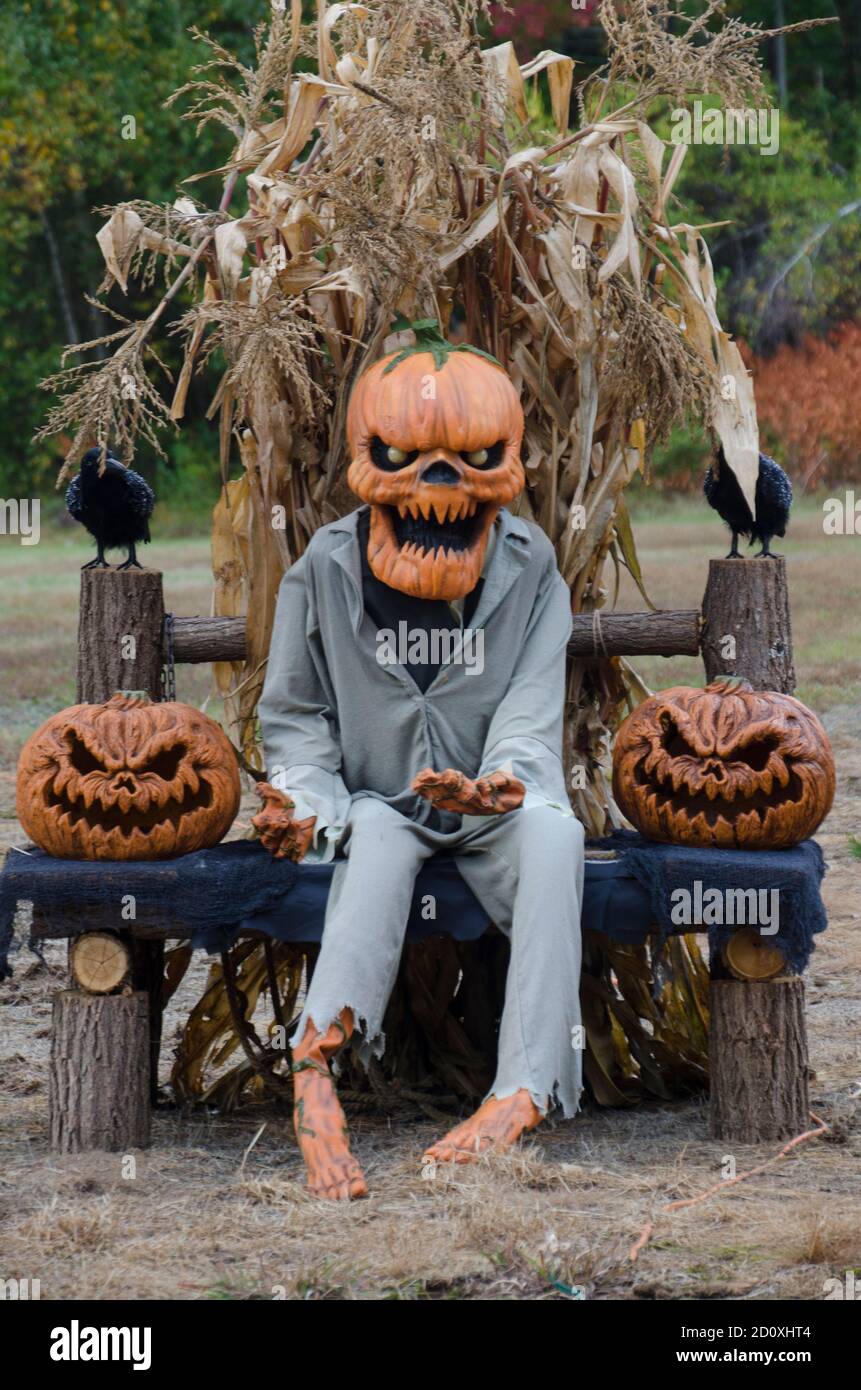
[258,505,573,836]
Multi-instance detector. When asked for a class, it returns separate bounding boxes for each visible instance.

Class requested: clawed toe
[310,1164,368,1201]
[424,1137,486,1167]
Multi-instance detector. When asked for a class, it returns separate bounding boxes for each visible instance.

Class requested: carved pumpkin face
[346,336,525,600]
[612,678,835,849]
[16,693,241,861]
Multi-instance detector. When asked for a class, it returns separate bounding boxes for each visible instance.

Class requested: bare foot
[423,1089,543,1166]
[292,1013,367,1201]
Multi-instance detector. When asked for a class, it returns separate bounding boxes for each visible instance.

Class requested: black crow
[65,448,155,570]
[704,446,792,558]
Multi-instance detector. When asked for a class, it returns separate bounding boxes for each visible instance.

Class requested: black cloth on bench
[0,833,827,980]
[592,829,828,975]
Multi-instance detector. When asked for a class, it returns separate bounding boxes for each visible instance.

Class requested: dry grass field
[0,496,858,1300]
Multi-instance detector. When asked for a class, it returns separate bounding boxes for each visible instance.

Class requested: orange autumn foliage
[744,323,861,485]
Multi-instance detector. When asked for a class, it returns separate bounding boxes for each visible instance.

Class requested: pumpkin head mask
[612,678,835,850]
[16,693,240,861]
[346,321,525,600]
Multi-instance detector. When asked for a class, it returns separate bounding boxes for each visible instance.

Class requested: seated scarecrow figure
[253,325,585,1200]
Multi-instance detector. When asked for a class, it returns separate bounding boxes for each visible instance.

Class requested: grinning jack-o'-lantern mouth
[369,488,498,598]
[632,719,807,839]
[612,679,836,850]
[45,732,215,839]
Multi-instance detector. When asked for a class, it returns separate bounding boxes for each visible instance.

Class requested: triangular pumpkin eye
[146,744,187,780]
[66,733,104,776]
[660,718,698,759]
[734,737,778,771]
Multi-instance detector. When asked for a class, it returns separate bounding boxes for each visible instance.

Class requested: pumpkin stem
[706,676,753,694]
[109,690,153,707]
[382,315,503,374]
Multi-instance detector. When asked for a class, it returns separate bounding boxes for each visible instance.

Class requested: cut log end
[723,928,787,982]
[70,932,131,994]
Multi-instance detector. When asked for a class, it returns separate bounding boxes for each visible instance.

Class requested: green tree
[0,0,262,495]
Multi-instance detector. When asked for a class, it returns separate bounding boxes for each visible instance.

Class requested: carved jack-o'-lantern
[346,321,525,600]
[16,693,240,861]
[612,678,835,849]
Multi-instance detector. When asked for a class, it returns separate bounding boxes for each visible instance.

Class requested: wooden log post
[702,555,809,1142]
[701,556,795,692]
[131,937,167,1106]
[77,567,165,702]
[49,990,150,1152]
[48,568,168,1153]
[709,975,809,1142]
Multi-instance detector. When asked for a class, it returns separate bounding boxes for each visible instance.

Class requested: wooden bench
[26,553,813,1151]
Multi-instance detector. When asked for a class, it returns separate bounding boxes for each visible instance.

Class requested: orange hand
[252,782,317,861]
[412,766,525,815]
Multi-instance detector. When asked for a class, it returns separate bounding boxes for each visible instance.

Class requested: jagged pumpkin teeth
[80,776,102,809]
[613,678,836,850]
[432,550,449,586]
[178,765,201,794]
[643,748,662,776]
[52,765,75,797]
[432,499,448,524]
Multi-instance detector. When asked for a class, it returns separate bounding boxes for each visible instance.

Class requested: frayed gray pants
[294,797,585,1118]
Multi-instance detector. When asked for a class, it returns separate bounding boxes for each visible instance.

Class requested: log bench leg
[709,974,809,1142]
[49,989,151,1153]
[131,938,166,1105]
